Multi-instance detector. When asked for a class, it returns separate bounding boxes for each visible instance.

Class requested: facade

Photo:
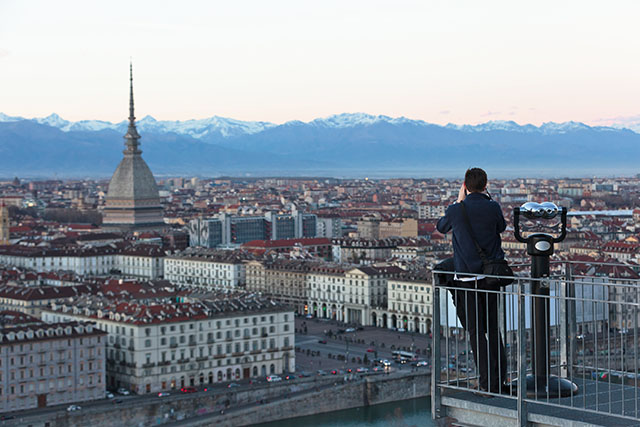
[0,311,106,413]
[42,295,294,394]
[189,211,318,248]
[378,218,418,238]
[164,249,247,290]
[0,204,9,245]
[245,259,311,314]
[242,238,332,259]
[0,284,95,316]
[0,244,165,280]
[382,274,433,334]
[102,64,165,231]
[308,265,403,325]
[331,238,402,264]
[316,216,343,238]
[418,202,446,220]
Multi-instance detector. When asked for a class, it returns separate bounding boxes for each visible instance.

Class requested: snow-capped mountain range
[1,111,638,177]
[0,112,634,139]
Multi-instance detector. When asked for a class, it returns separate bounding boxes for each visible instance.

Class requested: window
[145,339,152,348]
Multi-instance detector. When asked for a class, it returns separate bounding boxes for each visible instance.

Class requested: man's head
[464,168,487,193]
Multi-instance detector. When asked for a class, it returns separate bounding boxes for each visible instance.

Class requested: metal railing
[431,261,640,425]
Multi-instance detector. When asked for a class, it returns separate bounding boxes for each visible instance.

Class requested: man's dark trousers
[451,282,507,392]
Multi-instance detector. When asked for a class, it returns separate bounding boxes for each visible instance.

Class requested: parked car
[299,371,311,377]
[318,339,327,344]
[345,328,356,333]
[66,405,81,412]
[117,388,130,396]
[266,375,282,382]
[105,391,115,399]
[228,383,240,388]
[181,386,197,393]
[112,399,123,404]
[158,392,170,397]
[356,367,369,373]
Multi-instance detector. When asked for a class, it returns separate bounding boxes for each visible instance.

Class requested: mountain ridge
[0,113,638,177]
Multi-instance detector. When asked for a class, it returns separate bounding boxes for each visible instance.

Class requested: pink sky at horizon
[1,0,639,128]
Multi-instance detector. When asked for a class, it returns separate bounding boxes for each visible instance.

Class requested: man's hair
[464,168,487,193]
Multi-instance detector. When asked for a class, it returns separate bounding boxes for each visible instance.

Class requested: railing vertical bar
[455,287,460,389]
[517,278,527,427]
[607,299,612,414]
[581,278,586,411]
[621,298,626,417]
[431,272,441,421]
[445,285,450,386]
[634,294,638,419]
[594,281,599,412]
[485,283,491,393]
[545,280,550,402]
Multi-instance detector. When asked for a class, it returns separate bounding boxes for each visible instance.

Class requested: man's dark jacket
[436,192,506,275]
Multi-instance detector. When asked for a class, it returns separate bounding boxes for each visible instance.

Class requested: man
[436,168,507,394]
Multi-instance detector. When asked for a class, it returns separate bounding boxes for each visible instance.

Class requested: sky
[1,0,640,127]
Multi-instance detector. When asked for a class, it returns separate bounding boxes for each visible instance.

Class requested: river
[256,397,434,427]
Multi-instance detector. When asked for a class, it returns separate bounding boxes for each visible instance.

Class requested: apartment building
[0,311,106,412]
[42,294,294,394]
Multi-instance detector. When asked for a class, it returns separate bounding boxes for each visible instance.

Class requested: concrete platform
[439,378,640,426]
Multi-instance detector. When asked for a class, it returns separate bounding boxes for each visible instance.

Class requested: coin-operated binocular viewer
[514,202,578,397]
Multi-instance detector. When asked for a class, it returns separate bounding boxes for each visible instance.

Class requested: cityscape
[1,1,640,426]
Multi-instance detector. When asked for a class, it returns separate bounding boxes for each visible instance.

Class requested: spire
[124,60,141,154]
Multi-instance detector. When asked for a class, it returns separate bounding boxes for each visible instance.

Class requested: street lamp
[514,202,578,398]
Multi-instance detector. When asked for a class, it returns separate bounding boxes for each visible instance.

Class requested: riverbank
[2,371,430,427]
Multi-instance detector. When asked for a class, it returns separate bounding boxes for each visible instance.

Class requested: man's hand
[457,183,466,203]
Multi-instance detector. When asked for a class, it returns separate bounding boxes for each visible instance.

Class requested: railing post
[560,262,576,378]
[431,272,443,421]
[517,279,528,426]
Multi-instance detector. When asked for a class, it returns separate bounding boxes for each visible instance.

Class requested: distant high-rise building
[0,202,9,245]
[189,210,318,248]
[103,64,164,231]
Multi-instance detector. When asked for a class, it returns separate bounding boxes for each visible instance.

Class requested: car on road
[372,366,384,373]
[356,367,369,373]
[318,339,327,344]
[266,375,282,382]
[67,405,81,412]
[345,328,356,333]
[299,371,311,377]
[106,391,115,399]
[397,328,406,332]
[330,369,339,375]
[284,374,297,380]
[305,314,313,319]
[113,399,123,404]
[228,383,240,388]
[117,388,130,396]
[316,370,328,376]
[158,392,170,397]
[416,360,429,367]
[181,386,197,393]
[366,348,375,352]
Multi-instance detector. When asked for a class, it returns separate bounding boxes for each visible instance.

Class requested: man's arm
[496,204,507,233]
[437,205,453,234]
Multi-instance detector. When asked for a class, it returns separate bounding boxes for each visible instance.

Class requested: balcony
[196,356,208,362]
[169,343,178,348]
[157,361,171,367]
[432,260,640,426]
[176,358,190,364]
[142,362,155,368]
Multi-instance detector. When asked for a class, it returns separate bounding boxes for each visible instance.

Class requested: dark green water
[256,397,434,427]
